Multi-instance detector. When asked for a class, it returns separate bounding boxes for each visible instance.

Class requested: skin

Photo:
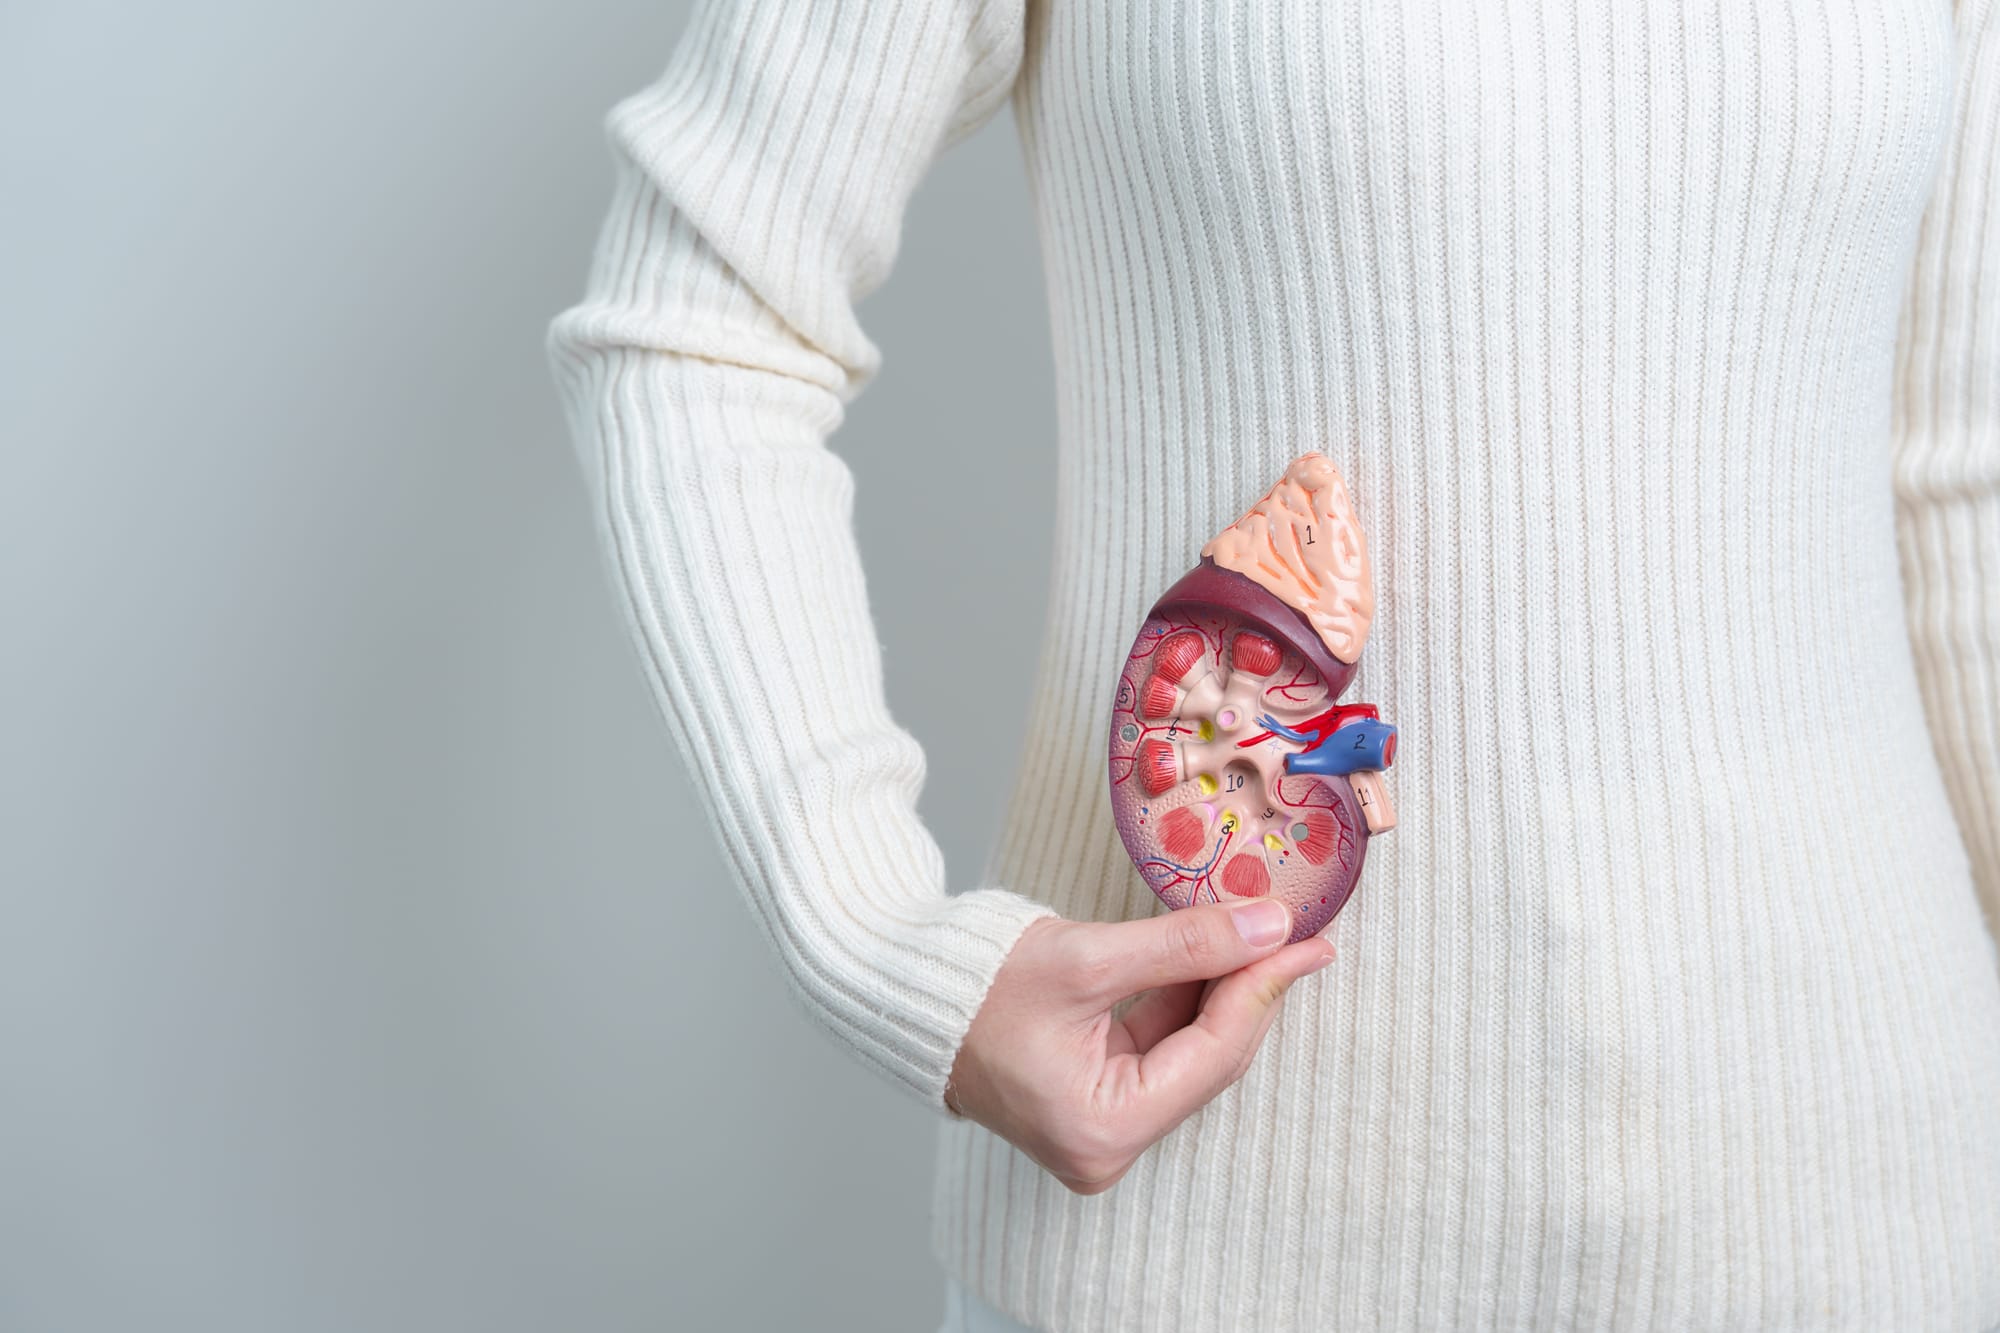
[943,898,1338,1195]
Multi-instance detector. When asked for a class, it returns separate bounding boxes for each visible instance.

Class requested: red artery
[1237,701,1380,753]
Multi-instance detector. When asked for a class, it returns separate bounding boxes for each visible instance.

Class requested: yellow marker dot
[1197,719,1216,742]
[1264,833,1286,852]
[1196,773,1219,796]
[1219,810,1239,834]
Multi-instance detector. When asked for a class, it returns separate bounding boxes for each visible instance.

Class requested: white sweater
[546,0,2000,1327]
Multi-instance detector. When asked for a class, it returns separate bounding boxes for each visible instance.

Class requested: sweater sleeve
[544,0,1058,1110]
[1892,0,2000,941]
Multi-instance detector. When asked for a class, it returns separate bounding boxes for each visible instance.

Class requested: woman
[546,0,2000,1328]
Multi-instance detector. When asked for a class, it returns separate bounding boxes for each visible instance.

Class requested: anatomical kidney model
[1107,453,1397,944]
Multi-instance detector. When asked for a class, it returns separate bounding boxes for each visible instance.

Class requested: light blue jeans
[938,1276,1043,1333]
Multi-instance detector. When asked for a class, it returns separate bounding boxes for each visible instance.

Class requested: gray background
[2,2,1053,1329]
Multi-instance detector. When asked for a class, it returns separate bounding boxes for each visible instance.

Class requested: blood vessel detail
[1106,454,1398,943]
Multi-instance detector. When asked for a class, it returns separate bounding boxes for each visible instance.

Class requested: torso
[933,2,2000,1328]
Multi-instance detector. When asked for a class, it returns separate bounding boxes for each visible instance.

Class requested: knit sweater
[545,0,2000,1328]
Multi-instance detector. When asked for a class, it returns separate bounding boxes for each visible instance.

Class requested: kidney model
[1106,453,1397,944]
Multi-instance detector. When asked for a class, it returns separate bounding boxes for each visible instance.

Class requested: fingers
[1120,935,1335,1140]
[1064,898,1297,1006]
[1116,930,1334,1054]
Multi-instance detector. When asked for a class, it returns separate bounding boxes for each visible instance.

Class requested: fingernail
[1306,941,1337,972]
[1230,898,1289,947]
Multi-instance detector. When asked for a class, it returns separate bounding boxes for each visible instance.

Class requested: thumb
[1070,898,1295,1005]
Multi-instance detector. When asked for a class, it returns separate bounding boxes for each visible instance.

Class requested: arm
[1893,0,2000,942]
[543,0,1058,1110]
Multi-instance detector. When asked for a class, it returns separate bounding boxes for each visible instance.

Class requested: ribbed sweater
[545,1,2000,1328]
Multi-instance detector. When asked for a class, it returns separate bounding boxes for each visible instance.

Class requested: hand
[943,897,1337,1195]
